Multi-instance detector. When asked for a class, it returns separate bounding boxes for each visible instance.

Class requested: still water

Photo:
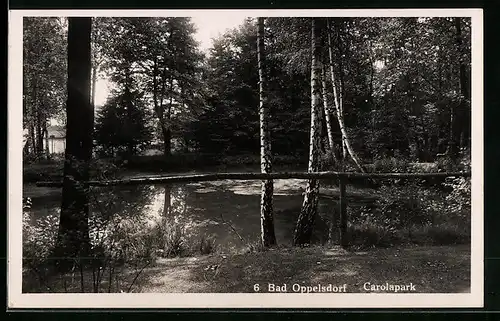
[26,179,370,251]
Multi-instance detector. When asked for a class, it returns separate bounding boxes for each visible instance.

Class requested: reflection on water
[26,179,344,251]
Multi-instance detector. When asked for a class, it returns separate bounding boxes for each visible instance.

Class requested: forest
[21,16,472,293]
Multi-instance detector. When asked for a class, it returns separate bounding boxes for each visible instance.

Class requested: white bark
[293,18,322,245]
[327,19,365,173]
[321,64,336,160]
[257,17,276,247]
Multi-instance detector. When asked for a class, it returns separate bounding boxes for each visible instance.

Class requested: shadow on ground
[134,244,470,293]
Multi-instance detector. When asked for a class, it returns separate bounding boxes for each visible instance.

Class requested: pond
[25,177,376,252]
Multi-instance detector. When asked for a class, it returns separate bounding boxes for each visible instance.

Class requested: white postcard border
[8,8,484,309]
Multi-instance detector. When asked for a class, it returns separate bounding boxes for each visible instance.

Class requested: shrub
[22,212,59,285]
[348,221,400,249]
[89,158,121,180]
[318,151,338,171]
[197,234,218,255]
[154,221,187,257]
[243,239,267,254]
[412,223,470,245]
[23,161,64,183]
[373,157,409,173]
[346,177,470,248]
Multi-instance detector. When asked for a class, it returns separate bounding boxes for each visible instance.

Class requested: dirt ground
[133,244,470,293]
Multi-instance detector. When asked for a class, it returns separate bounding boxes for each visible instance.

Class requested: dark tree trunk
[35,109,44,158]
[447,99,460,160]
[455,18,470,101]
[43,120,50,159]
[163,185,172,217]
[155,65,172,158]
[367,40,375,107]
[152,59,171,157]
[91,65,97,108]
[257,17,277,247]
[455,17,471,150]
[448,18,470,159]
[163,77,174,157]
[28,120,36,157]
[124,71,134,156]
[53,17,93,271]
[293,18,322,246]
[162,126,172,157]
[29,77,39,158]
[91,19,99,108]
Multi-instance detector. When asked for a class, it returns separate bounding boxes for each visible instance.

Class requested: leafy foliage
[23,17,67,159]
[95,17,206,155]
[94,89,153,157]
[191,17,470,162]
[348,179,470,249]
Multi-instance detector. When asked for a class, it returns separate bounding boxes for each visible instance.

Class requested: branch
[36,171,471,187]
[219,213,245,243]
[126,259,151,293]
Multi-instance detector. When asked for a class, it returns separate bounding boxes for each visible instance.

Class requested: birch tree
[321,64,337,161]
[257,17,277,247]
[327,19,365,172]
[293,18,322,245]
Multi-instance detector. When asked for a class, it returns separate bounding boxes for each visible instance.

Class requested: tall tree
[128,17,204,157]
[450,17,471,156]
[327,19,366,172]
[94,86,152,157]
[23,17,67,159]
[293,18,322,245]
[257,17,277,247]
[321,64,338,161]
[53,17,93,270]
[90,17,105,108]
[194,19,261,155]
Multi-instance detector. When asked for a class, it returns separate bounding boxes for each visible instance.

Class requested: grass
[346,223,470,249]
[23,244,470,293]
[23,160,64,183]
[136,244,470,293]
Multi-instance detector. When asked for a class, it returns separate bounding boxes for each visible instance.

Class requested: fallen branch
[219,213,245,243]
[126,260,151,293]
[36,171,472,187]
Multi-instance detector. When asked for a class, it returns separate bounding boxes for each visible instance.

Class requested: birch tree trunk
[257,17,276,247]
[336,21,347,160]
[327,19,366,173]
[293,18,322,246]
[321,64,337,161]
[54,17,93,271]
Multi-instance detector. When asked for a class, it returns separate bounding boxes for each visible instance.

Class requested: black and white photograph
[8,9,483,308]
